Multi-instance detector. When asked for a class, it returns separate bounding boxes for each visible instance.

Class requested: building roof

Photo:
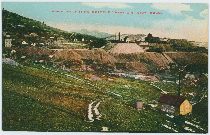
[138,41,149,46]
[29,33,38,37]
[159,94,186,107]
[6,35,11,38]
[22,41,28,45]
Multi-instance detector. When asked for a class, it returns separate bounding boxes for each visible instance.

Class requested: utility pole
[177,64,188,96]
[170,63,188,96]
[178,70,181,96]
[118,32,120,41]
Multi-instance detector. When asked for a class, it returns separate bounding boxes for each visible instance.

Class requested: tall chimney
[118,32,120,41]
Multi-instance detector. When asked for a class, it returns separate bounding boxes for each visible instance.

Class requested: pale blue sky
[2,2,209,42]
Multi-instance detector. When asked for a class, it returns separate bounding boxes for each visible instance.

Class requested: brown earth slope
[165,52,207,65]
[19,47,207,74]
[113,52,173,73]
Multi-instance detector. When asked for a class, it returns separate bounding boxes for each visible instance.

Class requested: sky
[2,2,209,42]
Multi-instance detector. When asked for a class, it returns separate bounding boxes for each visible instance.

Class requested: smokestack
[115,33,116,41]
[118,32,120,41]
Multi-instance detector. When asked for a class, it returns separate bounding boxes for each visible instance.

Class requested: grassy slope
[2,64,208,132]
[2,10,100,49]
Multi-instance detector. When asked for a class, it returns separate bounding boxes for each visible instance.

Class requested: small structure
[101,127,108,131]
[10,50,16,59]
[124,36,131,43]
[5,36,12,48]
[138,41,149,50]
[31,43,36,46]
[160,38,169,42]
[29,32,38,37]
[22,41,28,45]
[39,60,44,63]
[55,37,70,45]
[135,100,143,110]
[5,39,12,48]
[185,74,195,79]
[17,24,25,27]
[49,55,54,58]
[81,65,94,71]
[74,38,78,42]
[159,94,192,115]
[21,55,26,59]
[39,43,45,46]
[107,78,114,81]
[11,49,16,54]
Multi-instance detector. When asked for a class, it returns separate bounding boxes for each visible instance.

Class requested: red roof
[159,94,186,107]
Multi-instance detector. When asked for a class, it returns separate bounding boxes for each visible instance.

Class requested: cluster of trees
[147,39,207,53]
[169,56,207,99]
[145,33,161,43]
[169,39,207,53]
[147,44,173,53]
[144,33,207,53]
[88,38,107,49]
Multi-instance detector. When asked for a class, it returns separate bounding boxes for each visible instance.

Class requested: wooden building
[159,94,192,115]
[135,100,143,110]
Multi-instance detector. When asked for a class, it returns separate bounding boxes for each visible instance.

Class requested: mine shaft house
[159,94,192,115]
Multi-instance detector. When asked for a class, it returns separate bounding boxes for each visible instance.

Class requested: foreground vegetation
[2,63,208,132]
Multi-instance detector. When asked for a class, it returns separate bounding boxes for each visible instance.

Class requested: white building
[124,37,131,43]
[160,38,169,42]
[5,38,12,48]
[31,43,36,46]
[22,41,28,45]
[39,43,44,46]
[74,38,78,42]
[139,41,149,46]
[29,33,38,37]
[11,49,16,54]
[139,41,149,50]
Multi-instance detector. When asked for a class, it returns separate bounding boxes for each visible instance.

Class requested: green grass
[2,90,91,131]
[2,64,208,132]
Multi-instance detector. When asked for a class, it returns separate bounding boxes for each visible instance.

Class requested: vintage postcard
[1,1,209,133]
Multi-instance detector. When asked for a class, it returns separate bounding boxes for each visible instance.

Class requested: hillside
[2,9,105,49]
[13,46,207,74]
[76,29,112,38]
[3,63,208,132]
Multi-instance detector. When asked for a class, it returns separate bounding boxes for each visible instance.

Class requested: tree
[192,73,208,105]
[89,38,107,49]
[148,45,165,53]
[169,39,197,52]
[169,63,188,96]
